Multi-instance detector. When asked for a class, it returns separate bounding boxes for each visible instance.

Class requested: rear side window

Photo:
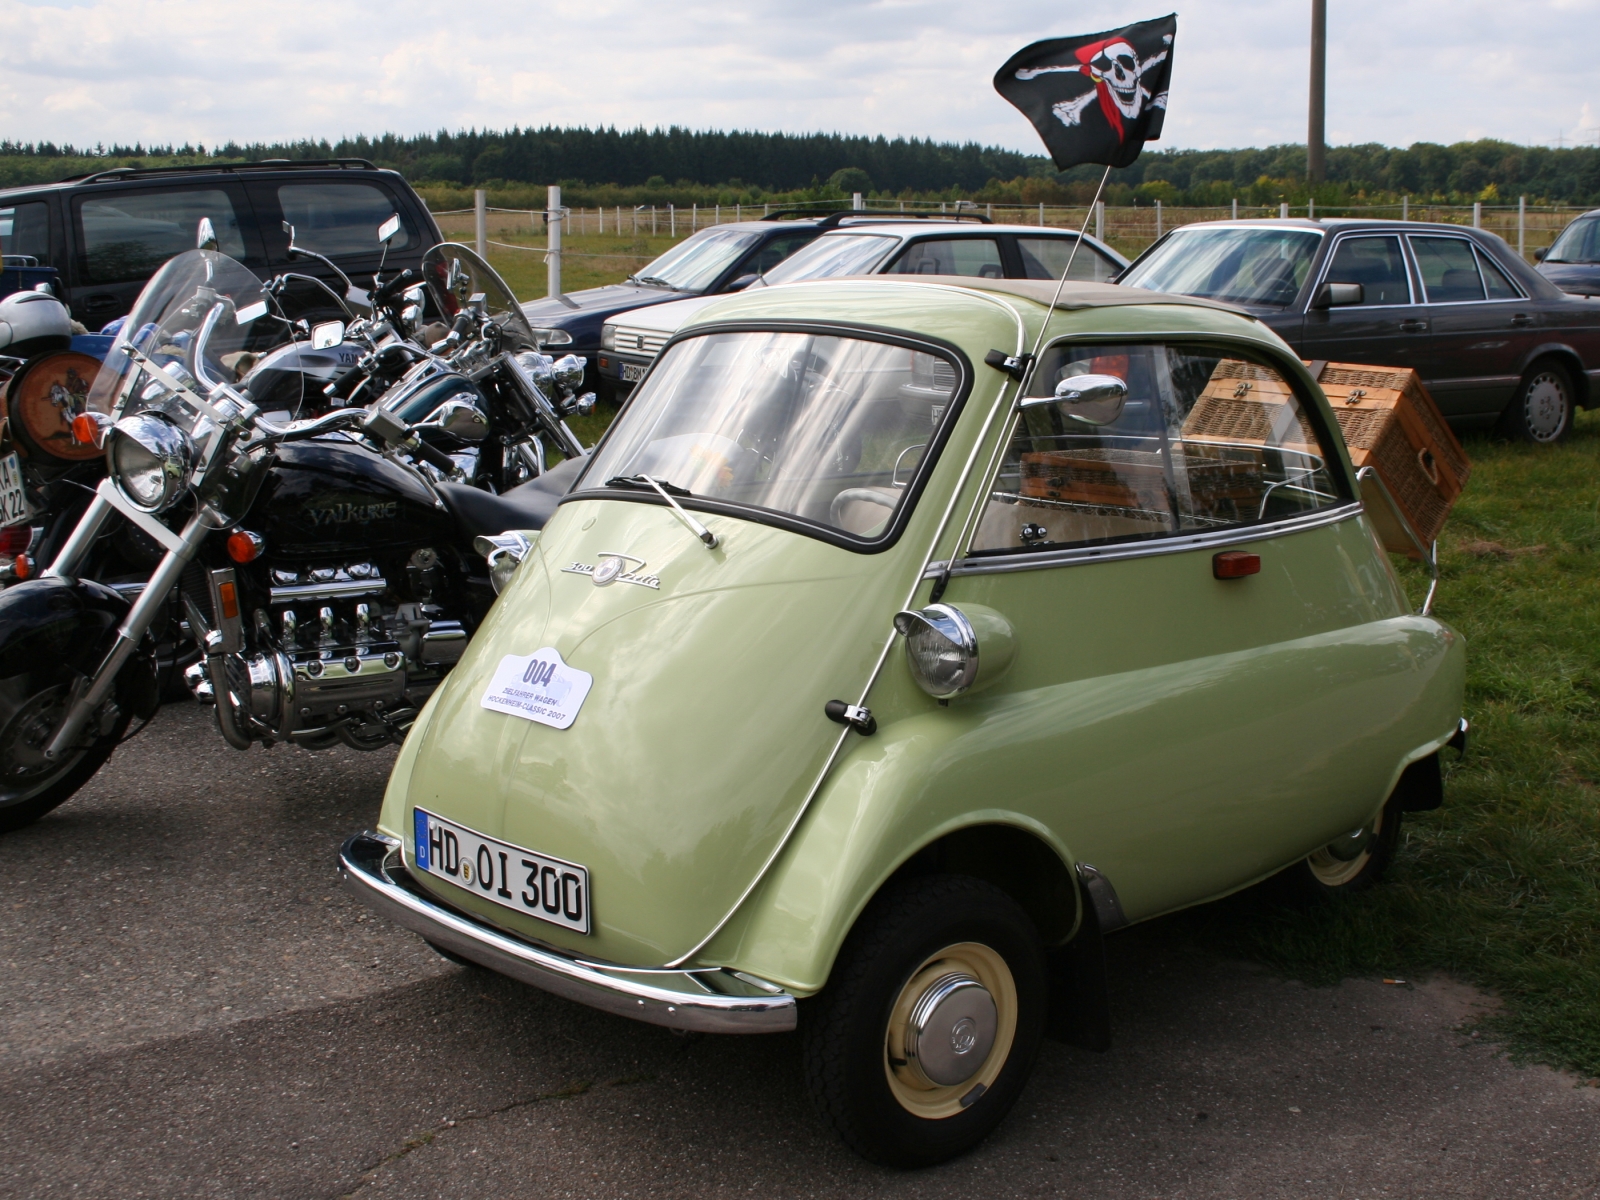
[0,202,51,265]
[971,343,1344,555]
[1016,235,1118,282]
[77,189,247,283]
[887,237,1004,278]
[278,183,415,256]
[1476,249,1520,300]
[1324,235,1411,305]
[1410,236,1485,303]
[735,232,817,280]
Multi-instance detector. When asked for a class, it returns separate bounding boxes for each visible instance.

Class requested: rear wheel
[0,675,129,833]
[1499,361,1575,444]
[1279,797,1403,901]
[802,875,1047,1167]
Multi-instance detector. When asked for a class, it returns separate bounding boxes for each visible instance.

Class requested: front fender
[0,577,130,680]
[697,711,1081,995]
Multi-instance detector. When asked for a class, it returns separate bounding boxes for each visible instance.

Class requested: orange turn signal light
[226,530,263,563]
[12,554,29,581]
[1213,550,1261,580]
[71,412,106,446]
[216,580,240,621]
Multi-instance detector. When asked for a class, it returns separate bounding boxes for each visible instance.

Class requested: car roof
[0,158,402,200]
[1163,217,1505,237]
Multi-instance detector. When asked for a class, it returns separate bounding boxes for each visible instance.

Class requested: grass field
[468,234,1600,1080]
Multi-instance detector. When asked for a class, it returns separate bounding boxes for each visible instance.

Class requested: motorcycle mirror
[197,217,218,251]
[310,320,345,350]
[378,213,402,245]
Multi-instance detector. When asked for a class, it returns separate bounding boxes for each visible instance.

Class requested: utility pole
[1307,0,1326,183]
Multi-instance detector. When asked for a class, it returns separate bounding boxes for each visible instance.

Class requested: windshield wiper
[605,475,717,548]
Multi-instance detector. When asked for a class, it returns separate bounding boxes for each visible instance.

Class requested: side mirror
[1533,246,1549,262]
[310,320,345,350]
[473,530,538,594]
[1312,281,1363,309]
[726,273,760,292]
[197,217,218,251]
[379,213,401,245]
[1019,373,1128,427]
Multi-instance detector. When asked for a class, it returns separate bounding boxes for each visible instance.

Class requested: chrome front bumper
[338,832,797,1034]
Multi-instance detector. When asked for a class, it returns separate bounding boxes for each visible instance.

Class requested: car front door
[1407,232,1532,420]
[1300,232,1430,372]
[941,339,1434,920]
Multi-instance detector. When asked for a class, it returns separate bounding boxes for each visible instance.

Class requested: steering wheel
[829,487,897,528]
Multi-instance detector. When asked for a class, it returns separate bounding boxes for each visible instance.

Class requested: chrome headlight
[893,603,1016,700]
[107,412,196,512]
[550,353,586,393]
[528,327,574,347]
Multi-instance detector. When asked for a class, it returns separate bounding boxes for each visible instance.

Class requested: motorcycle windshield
[421,242,535,347]
[87,249,290,416]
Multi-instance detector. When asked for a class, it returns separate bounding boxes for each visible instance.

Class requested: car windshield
[1545,216,1600,264]
[579,330,961,543]
[1121,226,1323,307]
[763,233,900,283]
[630,227,764,292]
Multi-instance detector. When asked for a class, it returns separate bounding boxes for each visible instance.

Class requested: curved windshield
[422,242,535,345]
[1546,216,1600,264]
[763,233,899,284]
[87,249,288,417]
[629,227,763,292]
[1122,226,1322,307]
[580,330,961,543]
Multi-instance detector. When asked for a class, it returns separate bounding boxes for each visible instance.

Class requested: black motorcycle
[0,245,586,833]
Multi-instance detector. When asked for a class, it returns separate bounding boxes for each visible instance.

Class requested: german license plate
[413,807,590,934]
[0,452,30,527]
[621,362,647,383]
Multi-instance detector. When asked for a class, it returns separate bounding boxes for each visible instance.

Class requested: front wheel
[0,675,129,833]
[802,875,1047,1167]
[1499,361,1576,444]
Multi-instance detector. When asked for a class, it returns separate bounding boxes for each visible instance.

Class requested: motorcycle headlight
[107,412,197,512]
[529,327,574,347]
[892,603,1016,700]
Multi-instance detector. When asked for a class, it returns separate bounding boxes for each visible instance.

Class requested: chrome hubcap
[1523,372,1569,441]
[1323,824,1375,863]
[905,972,997,1087]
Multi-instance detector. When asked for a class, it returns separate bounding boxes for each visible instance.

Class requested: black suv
[518,209,870,398]
[0,159,442,329]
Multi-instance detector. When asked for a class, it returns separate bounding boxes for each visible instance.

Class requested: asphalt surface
[1,702,1596,1199]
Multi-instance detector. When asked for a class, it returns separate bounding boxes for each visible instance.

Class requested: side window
[1410,235,1485,303]
[277,183,414,257]
[77,189,247,284]
[0,202,51,265]
[738,232,816,279]
[971,344,1344,555]
[886,237,1004,278]
[1016,235,1118,282]
[1476,248,1520,300]
[1324,235,1411,305]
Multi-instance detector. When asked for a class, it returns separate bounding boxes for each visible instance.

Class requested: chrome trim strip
[1355,465,1439,615]
[339,832,797,1034]
[270,577,387,603]
[925,502,1364,578]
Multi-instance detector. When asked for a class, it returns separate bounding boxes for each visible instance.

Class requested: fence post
[546,185,561,300]
[852,192,863,211]
[692,203,697,232]
[1279,202,1289,218]
[669,204,676,238]
[653,205,658,235]
[736,203,742,222]
[715,204,720,225]
[764,202,769,216]
[1095,200,1104,242]
[1402,194,1408,221]
[1308,198,1315,220]
[474,188,487,259]
[1473,201,1482,229]
[1231,197,1238,219]
[1518,195,1526,257]
[1038,202,1044,226]
[1155,200,1163,238]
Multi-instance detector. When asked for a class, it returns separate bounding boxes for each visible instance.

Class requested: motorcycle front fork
[40,479,213,760]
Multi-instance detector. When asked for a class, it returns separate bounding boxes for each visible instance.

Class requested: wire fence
[431,196,1590,266]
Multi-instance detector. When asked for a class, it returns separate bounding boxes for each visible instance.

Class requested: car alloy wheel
[1504,363,1574,444]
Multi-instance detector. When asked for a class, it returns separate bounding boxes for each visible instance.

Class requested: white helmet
[0,288,73,359]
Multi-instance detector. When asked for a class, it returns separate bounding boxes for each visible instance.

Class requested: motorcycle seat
[439,455,586,540]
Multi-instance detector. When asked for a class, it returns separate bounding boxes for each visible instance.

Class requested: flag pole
[1021,161,1114,378]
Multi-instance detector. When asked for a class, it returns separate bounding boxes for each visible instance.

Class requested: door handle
[1510,313,1533,327]
[1398,318,1428,333]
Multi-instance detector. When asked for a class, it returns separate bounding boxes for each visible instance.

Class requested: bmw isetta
[340,275,1466,1166]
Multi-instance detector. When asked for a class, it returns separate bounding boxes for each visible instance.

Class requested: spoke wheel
[1501,362,1575,444]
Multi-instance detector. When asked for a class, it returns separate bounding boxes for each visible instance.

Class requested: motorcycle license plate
[0,453,30,528]
[413,807,590,934]
[621,362,648,383]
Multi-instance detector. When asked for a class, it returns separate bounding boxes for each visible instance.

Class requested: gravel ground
[1,702,1596,1199]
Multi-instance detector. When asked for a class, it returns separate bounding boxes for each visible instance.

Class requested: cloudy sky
[1,0,1595,154]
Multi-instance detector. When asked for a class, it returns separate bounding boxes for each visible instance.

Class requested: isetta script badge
[480,648,593,730]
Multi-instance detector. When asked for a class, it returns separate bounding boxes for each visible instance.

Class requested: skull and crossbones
[1015,34,1170,137]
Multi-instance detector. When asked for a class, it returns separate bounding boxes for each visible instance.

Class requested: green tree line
[1,129,1597,206]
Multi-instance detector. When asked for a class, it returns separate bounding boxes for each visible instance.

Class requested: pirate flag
[994,15,1177,171]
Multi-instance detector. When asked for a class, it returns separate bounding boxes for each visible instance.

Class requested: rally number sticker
[480,648,593,730]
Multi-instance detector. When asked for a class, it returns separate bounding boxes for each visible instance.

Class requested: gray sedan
[1119,218,1600,443]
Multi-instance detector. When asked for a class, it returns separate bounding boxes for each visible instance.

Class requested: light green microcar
[341,276,1466,1166]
